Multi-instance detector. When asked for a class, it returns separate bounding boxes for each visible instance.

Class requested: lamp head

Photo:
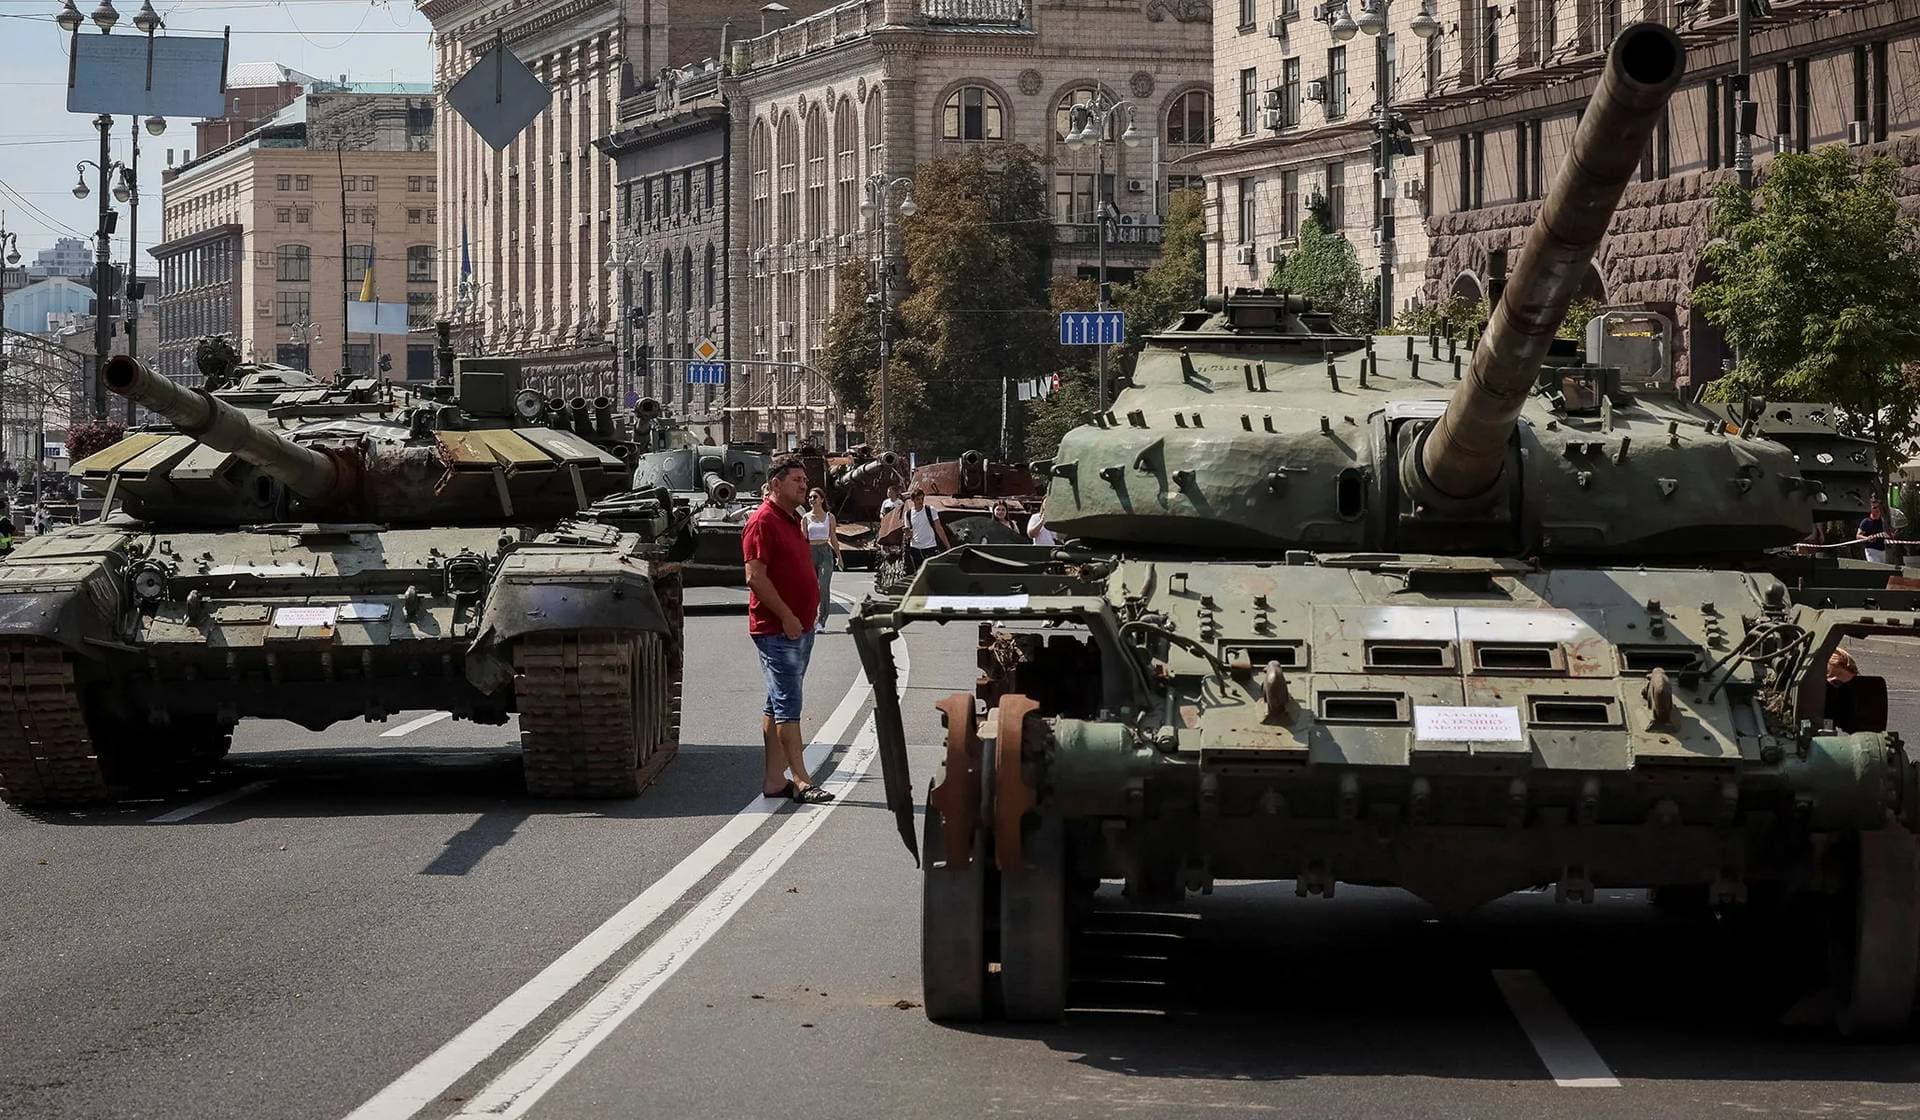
[5,248,19,267]
[90,0,118,32]
[1119,119,1144,149]
[56,0,83,33]
[897,195,917,218]
[1331,5,1359,40]
[1410,3,1439,37]
[859,195,875,218]
[72,176,90,200]
[131,0,158,33]
[1356,2,1384,35]
[112,182,130,204]
[145,115,167,136]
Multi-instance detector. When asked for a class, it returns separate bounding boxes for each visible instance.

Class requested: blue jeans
[753,631,816,724]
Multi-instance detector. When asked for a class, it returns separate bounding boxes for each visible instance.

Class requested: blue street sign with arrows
[686,362,728,385]
[1059,310,1125,346]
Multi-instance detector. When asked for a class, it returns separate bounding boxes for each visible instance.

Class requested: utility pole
[123,117,140,424]
[1735,0,1754,191]
[0,219,19,462]
[91,113,113,420]
[861,173,915,450]
[1095,141,1110,415]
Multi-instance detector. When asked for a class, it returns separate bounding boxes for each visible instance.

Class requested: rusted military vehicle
[851,23,1920,1035]
[808,445,907,570]
[0,332,685,805]
[873,450,1042,593]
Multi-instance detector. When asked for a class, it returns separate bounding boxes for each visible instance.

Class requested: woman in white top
[803,488,841,631]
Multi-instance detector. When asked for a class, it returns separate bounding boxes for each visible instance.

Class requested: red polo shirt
[742,498,820,636]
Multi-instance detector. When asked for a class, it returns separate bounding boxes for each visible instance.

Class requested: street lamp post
[1064,92,1143,414]
[1326,1,1437,328]
[859,173,915,451]
[73,135,126,421]
[0,222,22,462]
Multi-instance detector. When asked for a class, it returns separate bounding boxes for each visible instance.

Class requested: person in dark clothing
[1825,648,1861,733]
[1857,499,1889,564]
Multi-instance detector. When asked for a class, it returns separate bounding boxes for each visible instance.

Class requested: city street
[2,573,1917,1120]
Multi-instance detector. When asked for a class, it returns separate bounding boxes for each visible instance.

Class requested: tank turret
[1409,21,1685,505]
[102,354,350,505]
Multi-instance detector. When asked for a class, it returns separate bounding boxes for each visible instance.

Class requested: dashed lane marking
[380,712,454,738]
[148,780,274,824]
[1492,968,1621,1088]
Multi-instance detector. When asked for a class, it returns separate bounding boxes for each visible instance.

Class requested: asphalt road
[2,576,1917,1120]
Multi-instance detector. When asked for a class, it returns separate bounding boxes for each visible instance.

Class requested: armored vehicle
[797,444,906,571]
[0,333,685,806]
[630,411,768,586]
[851,23,1920,1034]
[873,451,1041,593]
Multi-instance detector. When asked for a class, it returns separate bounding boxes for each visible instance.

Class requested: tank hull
[0,518,684,804]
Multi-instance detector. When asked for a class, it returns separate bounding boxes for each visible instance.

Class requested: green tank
[851,23,1920,1033]
[629,405,768,587]
[0,329,687,805]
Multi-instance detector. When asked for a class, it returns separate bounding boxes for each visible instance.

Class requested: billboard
[67,30,228,120]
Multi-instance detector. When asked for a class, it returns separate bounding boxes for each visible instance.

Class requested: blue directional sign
[1059,310,1126,346]
[686,361,728,385]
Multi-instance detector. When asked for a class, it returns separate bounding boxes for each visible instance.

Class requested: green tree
[1269,211,1376,334]
[887,144,1059,455]
[1390,293,1599,341]
[1697,147,1920,471]
[1112,188,1207,372]
[815,258,891,426]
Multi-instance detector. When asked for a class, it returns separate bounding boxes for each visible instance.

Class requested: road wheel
[1836,828,1920,1038]
[922,766,989,1022]
[998,809,1069,1021]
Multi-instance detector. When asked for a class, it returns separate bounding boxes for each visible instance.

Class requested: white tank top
[804,511,832,542]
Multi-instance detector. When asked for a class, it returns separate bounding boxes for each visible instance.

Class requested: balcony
[920,0,1026,23]
[1054,222,1165,249]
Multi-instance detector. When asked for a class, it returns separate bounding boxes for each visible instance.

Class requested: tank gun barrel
[701,470,737,505]
[101,355,346,502]
[1417,23,1685,501]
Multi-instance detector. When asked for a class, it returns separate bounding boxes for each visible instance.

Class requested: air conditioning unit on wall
[1234,245,1256,265]
[1266,16,1288,39]
[1305,79,1328,103]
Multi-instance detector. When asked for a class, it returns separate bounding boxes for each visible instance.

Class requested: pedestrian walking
[1027,506,1059,546]
[803,487,841,632]
[903,488,951,571]
[1858,499,1890,564]
[742,458,833,804]
[878,483,904,519]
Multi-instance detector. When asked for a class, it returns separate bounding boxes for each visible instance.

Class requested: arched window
[776,112,799,244]
[274,243,310,282]
[805,105,827,239]
[682,248,694,314]
[834,98,859,235]
[942,85,1003,141]
[749,119,772,248]
[704,243,717,308]
[406,244,434,283]
[1165,89,1213,146]
[1052,86,1123,223]
[661,251,674,313]
[866,88,882,190]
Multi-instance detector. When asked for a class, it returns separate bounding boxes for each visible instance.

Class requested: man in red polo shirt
[742,457,833,804]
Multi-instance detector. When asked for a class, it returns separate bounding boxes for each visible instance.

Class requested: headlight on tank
[128,560,171,603]
[443,552,490,597]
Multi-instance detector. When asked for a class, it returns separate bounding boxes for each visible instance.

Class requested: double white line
[346,630,909,1120]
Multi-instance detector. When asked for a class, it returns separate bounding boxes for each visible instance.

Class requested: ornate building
[422,0,825,401]
[715,0,1214,447]
[1192,0,1906,386]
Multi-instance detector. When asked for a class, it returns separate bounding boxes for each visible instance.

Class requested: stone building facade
[421,0,809,402]
[714,0,1213,447]
[1421,0,1920,385]
[153,88,438,386]
[1190,0,1437,316]
[1191,0,1906,385]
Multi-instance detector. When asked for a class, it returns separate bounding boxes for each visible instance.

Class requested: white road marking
[148,780,273,824]
[1491,968,1620,1087]
[452,710,890,1119]
[380,712,454,738]
[344,601,906,1120]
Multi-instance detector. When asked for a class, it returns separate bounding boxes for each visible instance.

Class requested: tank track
[514,568,683,798]
[0,642,108,806]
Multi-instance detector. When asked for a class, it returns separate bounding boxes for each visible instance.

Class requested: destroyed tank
[629,409,768,586]
[873,451,1042,593]
[851,23,1920,1034]
[0,329,686,806]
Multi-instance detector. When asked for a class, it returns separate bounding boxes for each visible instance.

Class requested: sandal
[790,784,835,804]
[763,781,797,800]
